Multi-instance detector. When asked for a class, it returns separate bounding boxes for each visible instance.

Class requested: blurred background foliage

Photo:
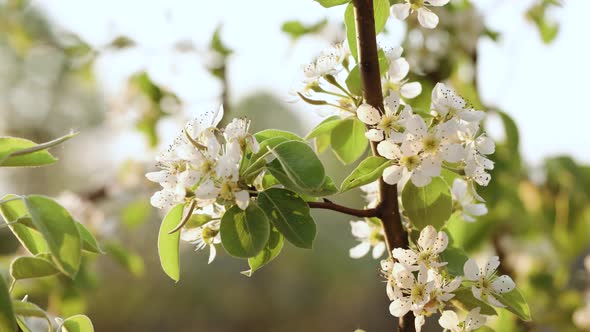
[1,0,588,331]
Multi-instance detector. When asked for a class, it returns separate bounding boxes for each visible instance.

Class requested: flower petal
[383,165,404,185]
[491,275,515,294]
[417,8,439,29]
[392,3,411,20]
[485,256,500,278]
[357,103,382,125]
[350,241,371,259]
[463,258,481,280]
[400,82,422,99]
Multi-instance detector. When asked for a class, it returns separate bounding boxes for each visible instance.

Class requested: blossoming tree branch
[145,0,531,331]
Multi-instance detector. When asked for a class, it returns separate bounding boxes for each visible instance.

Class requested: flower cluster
[296,43,421,119]
[357,83,494,190]
[381,226,515,331]
[146,106,257,212]
[391,0,451,29]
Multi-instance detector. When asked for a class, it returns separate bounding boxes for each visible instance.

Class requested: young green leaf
[24,195,82,278]
[0,276,16,332]
[243,227,284,277]
[10,256,60,280]
[75,222,103,254]
[254,129,304,143]
[439,246,469,277]
[257,188,317,249]
[340,156,391,192]
[157,204,184,282]
[11,300,48,320]
[498,288,532,321]
[0,195,49,255]
[452,288,498,316]
[62,314,94,332]
[330,118,368,164]
[314,0,350,7]
[401,177,452,230]
[266,160,337,197]
[242,136,291,180]
[305,116,342,140]
[345,0,390,61]
[269,141,326,190]
[0,132,77,167]
[220,204,270,258]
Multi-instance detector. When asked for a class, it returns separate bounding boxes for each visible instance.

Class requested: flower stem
[351,0,415,331]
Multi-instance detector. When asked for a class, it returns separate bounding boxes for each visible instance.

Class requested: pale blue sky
[36,0,590,165]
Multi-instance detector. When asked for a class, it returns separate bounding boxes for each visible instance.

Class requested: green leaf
[330,118,368,164]
[452,288,498,316]
[103,242,144,278]
[269,141,326,190]
[315,133,331,154]
[121,199,152,229]
[314,0,350,7]
[345,0,390,61]
[24,195,82,278]
[497,288,532,321]
[220,204,270,258]
[340,156,391,192]
[258,188,316,249]
[243,136,291,180]
[305,116,342,140]
[11,300,47,319]
[0,276,17,332]
[401,177,452,230]
[439,246,469,277]
[157,204,184,281]
[0,132,77,167]
[254,129,304,143]
[266,160,336,197]
[10,256,59,280]
[243,227,284,276]
[75,222,103,254]
[62,314,94,332]
[210,25,232,57]
[282,19,328,41]
[0,195,49,255]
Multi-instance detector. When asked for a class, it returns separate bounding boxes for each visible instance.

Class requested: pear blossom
[451,178,487,221]
[224,118,259,153]
[349,220,386,259]
[382,46,422,99]
[377,139,437,187]
[463,256,515,307]
[181,219,222,264]
[392,225,448,270]
[574,303,590,331]
[389,264,434,317]
[357,92,413,142]
[303,43,349,81]
[439,308,486,332]
[391,0,451,29]
[430,83,485,122]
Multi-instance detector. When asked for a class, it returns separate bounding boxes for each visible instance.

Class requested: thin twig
[307,200,377,218]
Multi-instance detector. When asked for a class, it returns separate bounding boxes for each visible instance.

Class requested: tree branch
[307,200,377,218]
[352,0,414,331]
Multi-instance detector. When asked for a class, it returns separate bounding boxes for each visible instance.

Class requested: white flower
[463,256,515,308]
[357,92,412,142]
[574,303,590,331]
[303,43,349,81]
[430,83,484,122]
[439,308,486,332]
[349,220,386,259]
[389,264,434,317]
[360,181,379,208]
[224,118,259,153]
[391,0,450,29]
[451,178,487,222]
[181,219,222,264]
[392,225,448,270]
[378,140,436,187]
[383,46,422,99]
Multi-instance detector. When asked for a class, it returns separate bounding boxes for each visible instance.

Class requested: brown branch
[307,201,377,218]
[352,0,414,331]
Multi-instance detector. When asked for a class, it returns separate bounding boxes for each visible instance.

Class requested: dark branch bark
[307,201,377,218]
[352,0,414,331]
